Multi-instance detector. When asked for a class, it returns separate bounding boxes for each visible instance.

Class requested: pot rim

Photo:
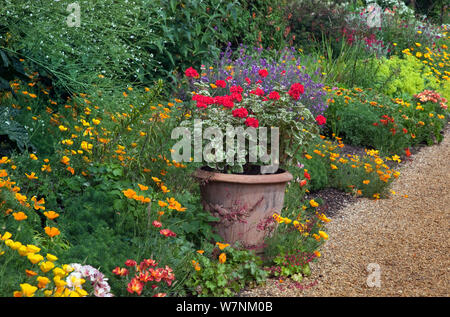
[192,167,293,184]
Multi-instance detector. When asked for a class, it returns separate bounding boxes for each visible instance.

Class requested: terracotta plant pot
[193,168,293,253]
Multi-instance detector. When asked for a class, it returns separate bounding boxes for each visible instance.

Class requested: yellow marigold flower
[161,185,170,193]
[25,172,38,180]
[1,231,12,241]
[158,200,168,207]
[152,176,161,183]
[309,199,319,208]
[27,253,44,264]
[216,242,230,250]
[92,118,101,125]
[305,154,312,160]
[18,245,29,256]
[138,184,148,191]
[58,125,68,132]
[318,231,329,240]
[46,253,58,262]
[363,180,370,185]
[40,261,55,273]
[41,164,52,172]
[314,250,321,257]
[53,276,67,288]
[26,244,41,254]
[60,156,70,165]
[318,213,331,223]
[218,252,226,264]
[53,267,67,278]
[37,276,50,289]
[330,164,338,170]
[19,283,38,297]
[80,141,93,151]
[63,264,74,273]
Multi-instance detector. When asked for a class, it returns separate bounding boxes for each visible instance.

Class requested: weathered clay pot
[193,168,293,253]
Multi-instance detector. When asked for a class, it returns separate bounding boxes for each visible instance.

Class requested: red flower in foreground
[300,179,307,187]
[288,83,304,100]
[405,148,411,157]
[185,67,199,78]
[215,80,227,88]
[304,171,311,180]
[315,115,327,126]
[245,117,259,128]
[249,88,265,97]
[232,107,248,118]
[258,69,269,77]
[269,91,280,100]
[127,277,144,295]
[160,229,177,237]
[230,85,243,94]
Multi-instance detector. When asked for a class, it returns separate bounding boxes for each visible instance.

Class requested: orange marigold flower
[44,226,60,238]
[123,189,137,199]
[25,172,38,180]
[216,242,230,250]
[43,211,59,220]
[13,212,27,221]
[138,184,148,191]
[218,253,226,264]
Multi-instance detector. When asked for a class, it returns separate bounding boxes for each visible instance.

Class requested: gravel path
[242,127,450,297]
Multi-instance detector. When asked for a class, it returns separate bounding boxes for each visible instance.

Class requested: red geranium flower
[288,83,304,100]
[245,77,251,85]
[230,85,244,94]
[231,92,242,102]
[232,107,248,118]
[249,88,265,96]
[405,148,411,157]
[269,91,280,100]
[258,69,269,77]
[245,117,259,128]
[185,67,199,78]
[215,80,227,88]
[196,101,207,109]
[315,115,327,126]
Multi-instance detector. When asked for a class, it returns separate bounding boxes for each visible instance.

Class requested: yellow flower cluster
[1,232,85,297]
[402,42,449,82]
[0,162,61,237]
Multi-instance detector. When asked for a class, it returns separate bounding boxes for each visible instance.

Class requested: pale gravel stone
[241,126,450,297]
